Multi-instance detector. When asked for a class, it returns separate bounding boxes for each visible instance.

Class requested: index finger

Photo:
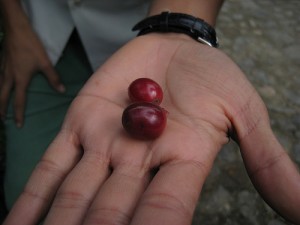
[41,61,65,93]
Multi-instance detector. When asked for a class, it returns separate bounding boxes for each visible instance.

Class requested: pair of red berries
[122,78,167,139]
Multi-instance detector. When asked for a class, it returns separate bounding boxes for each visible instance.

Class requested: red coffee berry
[128,78,163,105]
[122,102,167,139]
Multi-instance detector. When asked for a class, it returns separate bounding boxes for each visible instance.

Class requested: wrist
[148,0,224,26]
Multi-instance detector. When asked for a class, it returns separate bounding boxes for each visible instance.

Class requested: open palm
[4,34,300,225]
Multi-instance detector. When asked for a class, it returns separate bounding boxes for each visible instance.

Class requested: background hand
[3,34,300,225]
[0,17,65,127]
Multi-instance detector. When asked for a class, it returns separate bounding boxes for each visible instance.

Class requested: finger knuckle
[53,190,90,209]
[35,158,66,181]
[14,80,27,90]
[40,60,52,72]
[86,207,130,225]
[249,151,288,179]
[141,192,192,218]
[22,188,49,204]
[21,161,62,203]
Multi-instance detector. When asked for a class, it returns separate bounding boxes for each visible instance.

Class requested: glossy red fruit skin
[122,102,167,139]
[128,78,163,105]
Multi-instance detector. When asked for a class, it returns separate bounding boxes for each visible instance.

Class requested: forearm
[148,0,224,26]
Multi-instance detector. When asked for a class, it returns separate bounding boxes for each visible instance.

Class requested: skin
[3,33,300,225]
[0,0,222,126]
[1,0,300,224]
[0,0,65,127]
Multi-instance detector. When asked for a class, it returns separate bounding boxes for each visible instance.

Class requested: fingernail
[57,84,66,93]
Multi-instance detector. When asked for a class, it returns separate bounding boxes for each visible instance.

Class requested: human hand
[3,34,300,225]
[0,19,65,127]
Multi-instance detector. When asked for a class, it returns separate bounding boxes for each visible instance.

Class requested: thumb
[41,62,65,93]
[238,113,300,224]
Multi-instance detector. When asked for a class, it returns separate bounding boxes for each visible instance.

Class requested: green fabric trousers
[4,31,93,210]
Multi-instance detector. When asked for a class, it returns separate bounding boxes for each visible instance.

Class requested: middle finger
[83,139,153,225]
[0,68,13,119]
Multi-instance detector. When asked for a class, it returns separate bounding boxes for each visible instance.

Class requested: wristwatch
[132,11,219,48]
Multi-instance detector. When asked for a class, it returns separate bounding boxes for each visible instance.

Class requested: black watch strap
[132,12,219,48]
